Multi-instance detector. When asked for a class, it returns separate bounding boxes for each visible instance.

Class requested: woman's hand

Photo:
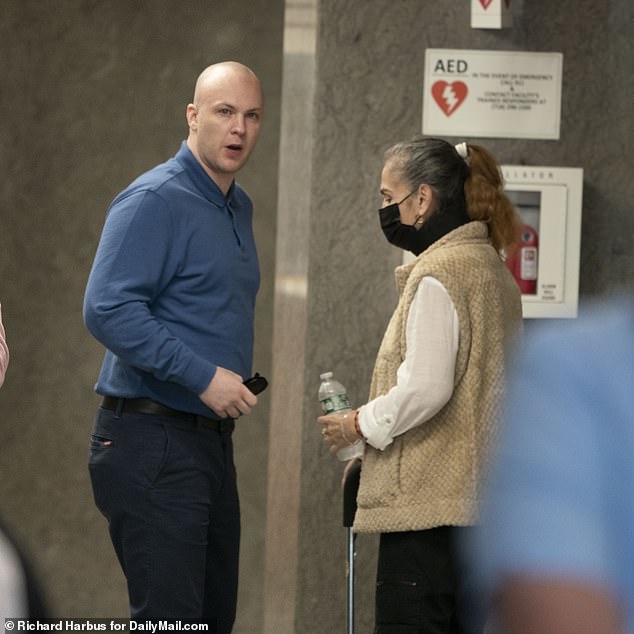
[317,410,361,454]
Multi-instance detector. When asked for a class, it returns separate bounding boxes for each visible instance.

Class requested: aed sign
[422,49,563,140]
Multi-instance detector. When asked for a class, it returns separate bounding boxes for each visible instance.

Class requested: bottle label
[320,394,351,414]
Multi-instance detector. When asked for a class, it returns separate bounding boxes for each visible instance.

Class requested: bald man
[84,62,264,629]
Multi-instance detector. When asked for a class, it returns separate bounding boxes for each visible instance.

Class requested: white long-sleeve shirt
[358,276,459,450]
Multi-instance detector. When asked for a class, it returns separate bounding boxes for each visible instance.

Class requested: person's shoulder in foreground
[477,292,634,633]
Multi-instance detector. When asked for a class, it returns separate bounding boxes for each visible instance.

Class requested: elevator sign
[422,49,563,139]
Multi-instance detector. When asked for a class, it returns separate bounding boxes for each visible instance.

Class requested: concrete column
[263,2,318,632]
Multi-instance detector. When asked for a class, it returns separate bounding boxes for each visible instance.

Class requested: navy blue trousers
[88,407,239,631]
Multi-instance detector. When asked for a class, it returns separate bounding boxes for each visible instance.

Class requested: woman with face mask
[318,137,523,633]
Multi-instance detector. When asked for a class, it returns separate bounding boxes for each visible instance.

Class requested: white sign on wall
[471,0,512,29]
[422,49,563,139]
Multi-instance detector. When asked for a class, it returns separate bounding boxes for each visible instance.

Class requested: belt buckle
[215,417,234,434]
[193,414,234,434]
[220,418,235,434]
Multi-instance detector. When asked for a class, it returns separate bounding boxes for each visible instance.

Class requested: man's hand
[199,367,257,419]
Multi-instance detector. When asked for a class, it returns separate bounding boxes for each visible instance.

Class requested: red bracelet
[353,409,363,438]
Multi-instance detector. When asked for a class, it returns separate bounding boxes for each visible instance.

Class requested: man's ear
[186,103,198,131]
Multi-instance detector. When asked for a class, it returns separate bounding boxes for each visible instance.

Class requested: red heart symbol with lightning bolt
[431,81,468,116]
[480,0,493,8]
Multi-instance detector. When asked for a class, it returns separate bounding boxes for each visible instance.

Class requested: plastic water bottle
[319,371,363,461]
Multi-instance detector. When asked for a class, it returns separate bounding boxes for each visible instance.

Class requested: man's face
[187,69,263,189]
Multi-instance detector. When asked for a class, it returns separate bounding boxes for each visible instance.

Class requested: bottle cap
[320,371,333,380]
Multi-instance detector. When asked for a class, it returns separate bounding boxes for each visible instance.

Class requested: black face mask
[379,198,470,256]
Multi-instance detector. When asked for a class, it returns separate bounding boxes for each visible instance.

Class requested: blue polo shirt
[83,142,260,418]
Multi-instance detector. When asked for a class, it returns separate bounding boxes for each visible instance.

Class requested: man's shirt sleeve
[83,191,217,395]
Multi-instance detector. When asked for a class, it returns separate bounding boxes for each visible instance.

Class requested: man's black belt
[101,396,234,433]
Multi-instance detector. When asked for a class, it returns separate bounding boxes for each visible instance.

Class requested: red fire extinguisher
[505,224,538,294]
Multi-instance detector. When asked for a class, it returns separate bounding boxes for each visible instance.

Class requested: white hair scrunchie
[455,142,469,160]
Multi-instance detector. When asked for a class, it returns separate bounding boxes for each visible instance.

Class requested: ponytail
[463,144,521,254]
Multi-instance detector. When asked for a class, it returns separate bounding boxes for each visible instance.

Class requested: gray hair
[384,137,468,215]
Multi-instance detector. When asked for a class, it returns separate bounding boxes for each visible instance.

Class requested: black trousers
[374,527,483,634]
[88,407,239,632]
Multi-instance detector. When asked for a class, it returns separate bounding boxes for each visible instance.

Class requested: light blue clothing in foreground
[479,296,634,630]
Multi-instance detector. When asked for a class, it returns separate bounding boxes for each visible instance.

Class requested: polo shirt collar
[175,141,235,207]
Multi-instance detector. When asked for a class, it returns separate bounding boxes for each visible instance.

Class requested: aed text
[433,59,468,73]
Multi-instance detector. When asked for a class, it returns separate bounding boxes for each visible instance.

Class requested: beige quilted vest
[354,221,522,533]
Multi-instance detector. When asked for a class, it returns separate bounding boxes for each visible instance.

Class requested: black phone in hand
[243,373,268,395]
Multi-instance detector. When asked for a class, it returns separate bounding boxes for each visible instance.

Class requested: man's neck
[186,138,233,196]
